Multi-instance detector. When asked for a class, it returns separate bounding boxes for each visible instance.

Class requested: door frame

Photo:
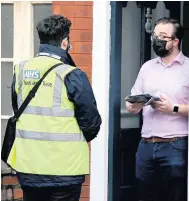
[108,2,146,201]
[90,2,111,201]
[108,1,183,201]
[108,2,122,201]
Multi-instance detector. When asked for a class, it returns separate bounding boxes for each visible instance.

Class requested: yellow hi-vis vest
[7,56,89,176]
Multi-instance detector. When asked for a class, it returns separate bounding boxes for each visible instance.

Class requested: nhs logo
[23,70,40,79]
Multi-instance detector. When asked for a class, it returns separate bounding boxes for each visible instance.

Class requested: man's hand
[126,101,145,114]
[152,95,173,114]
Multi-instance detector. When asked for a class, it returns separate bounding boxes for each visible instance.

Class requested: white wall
[90,2,111,201]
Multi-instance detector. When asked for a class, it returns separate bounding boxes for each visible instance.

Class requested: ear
[173,38,179,47]
[61,38,68,50]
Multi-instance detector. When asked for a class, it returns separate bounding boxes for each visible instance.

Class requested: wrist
[172,104,179,114]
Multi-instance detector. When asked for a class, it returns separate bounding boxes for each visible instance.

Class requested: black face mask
[152,37,173,58]
[66,36,72,52]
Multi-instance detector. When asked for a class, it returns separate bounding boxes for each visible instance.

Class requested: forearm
[75,107,101,133]
[177,104,189,117]
[74,96,102,142]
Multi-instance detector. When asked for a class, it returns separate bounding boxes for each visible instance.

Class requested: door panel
[120,2,173,201]
[120,2,142,201]
[120,128,141,201]
[121,1,141,130]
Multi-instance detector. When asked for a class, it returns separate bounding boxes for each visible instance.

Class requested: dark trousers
[136,138,188,201]
[22,184,82,201]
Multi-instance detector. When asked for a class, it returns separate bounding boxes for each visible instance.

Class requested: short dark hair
[36,15,71,46]
[154,17,184,49]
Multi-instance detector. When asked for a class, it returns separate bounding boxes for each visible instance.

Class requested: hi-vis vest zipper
[7,54,89,175]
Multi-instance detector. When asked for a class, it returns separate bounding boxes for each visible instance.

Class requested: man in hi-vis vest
[10,15,101,201]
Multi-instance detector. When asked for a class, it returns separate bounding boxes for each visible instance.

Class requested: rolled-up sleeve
[65,69,102,142]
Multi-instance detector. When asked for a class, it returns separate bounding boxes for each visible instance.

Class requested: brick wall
[1,175,23,200]
[53,1,93,83]
[52,2,93,201]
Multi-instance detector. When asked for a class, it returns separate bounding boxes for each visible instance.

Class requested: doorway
[108,1,188,201]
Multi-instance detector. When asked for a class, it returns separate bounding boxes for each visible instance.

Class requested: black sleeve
[11,73,18,114]
[65,69,102,142]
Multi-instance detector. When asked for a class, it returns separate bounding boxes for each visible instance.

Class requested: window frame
[1,1,52,173]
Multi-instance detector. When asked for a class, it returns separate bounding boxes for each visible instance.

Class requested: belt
[142,137,187,143]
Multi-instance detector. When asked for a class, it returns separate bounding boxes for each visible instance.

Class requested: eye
[159,35,166,40]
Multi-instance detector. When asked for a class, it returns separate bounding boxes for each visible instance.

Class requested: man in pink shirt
[126,18,189,201]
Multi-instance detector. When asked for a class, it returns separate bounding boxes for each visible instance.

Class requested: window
[1,1,52,173]
[33,3,52,55]
[1,3,14,172]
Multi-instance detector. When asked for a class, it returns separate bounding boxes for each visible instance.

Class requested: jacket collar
[38,44,76,66]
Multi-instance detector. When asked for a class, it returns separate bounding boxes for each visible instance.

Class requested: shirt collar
[156,51,185,66]
[173,51,185,65]
[38,44,69,64]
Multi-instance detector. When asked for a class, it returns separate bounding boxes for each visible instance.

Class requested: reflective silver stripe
[53,65,70,107]
[37,52,61,60]
[16,130,85,141]
[17,61,28,107]
[24,106,74,117]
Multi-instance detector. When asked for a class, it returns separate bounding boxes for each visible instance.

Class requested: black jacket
[12,44,102,187]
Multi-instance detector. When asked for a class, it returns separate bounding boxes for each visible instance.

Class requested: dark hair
[154,17,184,49]
[36,15,71,46]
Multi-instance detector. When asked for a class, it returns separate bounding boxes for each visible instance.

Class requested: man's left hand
[152,95,173,114]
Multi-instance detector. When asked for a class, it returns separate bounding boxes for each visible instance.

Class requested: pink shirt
[131,52,189,138]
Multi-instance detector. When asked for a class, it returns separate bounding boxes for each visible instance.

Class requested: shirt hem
[141,133,188,138]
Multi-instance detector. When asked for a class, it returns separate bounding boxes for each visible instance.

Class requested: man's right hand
[126,101,145,114]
